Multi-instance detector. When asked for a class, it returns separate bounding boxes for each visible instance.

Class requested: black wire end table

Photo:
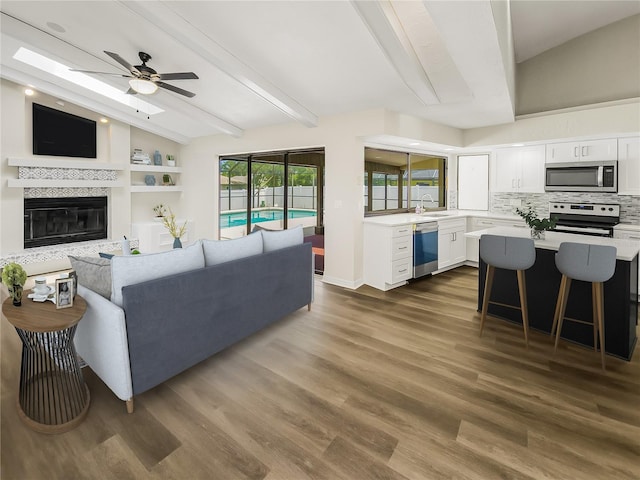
[2,292,90,434]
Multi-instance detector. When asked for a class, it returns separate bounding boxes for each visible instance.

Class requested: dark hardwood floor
[2,267,639,479]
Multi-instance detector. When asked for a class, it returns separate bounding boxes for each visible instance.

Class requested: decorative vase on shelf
[173,237,182,249]
[153,150,162,166]
[144,175,156,186]
[531,228,545,240]
[8,284,23,306]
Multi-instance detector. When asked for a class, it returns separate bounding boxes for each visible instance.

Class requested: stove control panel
[549,202,620,218]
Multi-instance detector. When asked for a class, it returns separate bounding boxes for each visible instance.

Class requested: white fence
[367,185,440,210]
[220,186,317,211]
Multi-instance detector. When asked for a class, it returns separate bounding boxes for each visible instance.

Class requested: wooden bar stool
[479,235,536,346]
[552,242,617,370]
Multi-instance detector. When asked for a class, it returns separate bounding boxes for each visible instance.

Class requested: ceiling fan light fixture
[129,78,158,95]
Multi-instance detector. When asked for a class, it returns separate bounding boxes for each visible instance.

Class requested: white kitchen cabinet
[613,225,640,298]
[363,223,414,291]
[437,218,466,271]
[546,138,617,163]
[618,137,640,195]
[492,146,545,193]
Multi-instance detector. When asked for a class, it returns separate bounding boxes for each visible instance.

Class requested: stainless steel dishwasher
[413,222,438,278]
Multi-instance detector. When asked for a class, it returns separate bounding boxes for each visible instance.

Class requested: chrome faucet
[421,193,435,211]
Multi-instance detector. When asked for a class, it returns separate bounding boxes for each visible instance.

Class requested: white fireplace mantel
[6,156,124,188]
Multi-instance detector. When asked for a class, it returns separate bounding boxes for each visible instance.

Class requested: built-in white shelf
[130,164,182,173]
[130,185,183,193]
[7,179,124,188]
[7,157,124,170]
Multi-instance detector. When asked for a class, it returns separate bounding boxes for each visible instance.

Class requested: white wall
[517,15,640,115]
[463,101,640,147]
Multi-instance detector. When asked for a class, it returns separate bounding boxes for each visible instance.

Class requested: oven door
[545,161,617,192]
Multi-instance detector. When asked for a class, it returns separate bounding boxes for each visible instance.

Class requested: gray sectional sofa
[71,228,313,413]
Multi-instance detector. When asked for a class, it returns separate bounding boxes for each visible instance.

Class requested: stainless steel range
[549,202,620,237]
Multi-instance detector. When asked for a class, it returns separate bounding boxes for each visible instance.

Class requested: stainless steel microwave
[544,161,617,192]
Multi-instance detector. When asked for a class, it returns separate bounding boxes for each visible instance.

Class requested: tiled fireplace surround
[1,165,136,271]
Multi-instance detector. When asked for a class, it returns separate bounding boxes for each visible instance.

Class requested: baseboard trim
[322,275,363,290]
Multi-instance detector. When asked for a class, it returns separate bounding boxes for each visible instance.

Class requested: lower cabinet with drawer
[364,222,414,291]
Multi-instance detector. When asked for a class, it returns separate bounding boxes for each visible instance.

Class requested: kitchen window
[364,147,446,215]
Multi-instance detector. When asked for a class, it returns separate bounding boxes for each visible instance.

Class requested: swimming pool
[220,209,317,229]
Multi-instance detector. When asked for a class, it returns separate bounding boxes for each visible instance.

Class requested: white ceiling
[1,1,637,144]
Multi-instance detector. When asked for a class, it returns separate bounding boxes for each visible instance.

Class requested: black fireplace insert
[24,197,107,248]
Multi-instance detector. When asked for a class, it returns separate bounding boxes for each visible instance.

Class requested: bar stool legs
[479,265,495,338]
[479,265,529,347]
[552,242,616,370]
[552,274,606,370]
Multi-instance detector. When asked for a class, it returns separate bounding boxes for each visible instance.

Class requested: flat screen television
[32,103,97,158]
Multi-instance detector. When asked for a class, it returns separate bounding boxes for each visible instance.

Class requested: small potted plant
[161,208,187,248]
[516,204,557,240]
[1,262,28,306]
[153,204,166,221]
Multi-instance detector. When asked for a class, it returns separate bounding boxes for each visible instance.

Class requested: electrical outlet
[509,199,522,207]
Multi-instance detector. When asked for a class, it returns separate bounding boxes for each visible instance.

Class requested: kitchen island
[466,227,639,360]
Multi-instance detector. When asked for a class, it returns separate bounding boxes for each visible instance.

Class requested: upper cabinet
[546,138,617,163]
[492,145,545,193]
[618,137,640,196]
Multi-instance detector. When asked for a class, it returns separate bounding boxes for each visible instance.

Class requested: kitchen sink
[422,212,454,217]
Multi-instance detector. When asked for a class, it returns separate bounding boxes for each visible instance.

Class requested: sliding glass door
[219,148,324,239]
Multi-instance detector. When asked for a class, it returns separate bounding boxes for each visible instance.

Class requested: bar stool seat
[551,242,617,370]
[479,235,536,346]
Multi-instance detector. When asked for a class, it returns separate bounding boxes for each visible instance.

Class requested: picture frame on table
[55,278,74,309]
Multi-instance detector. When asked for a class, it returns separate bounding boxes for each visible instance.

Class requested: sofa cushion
[68,256,112,299]
[110,241,204,307]
[261,225,303,252]
[202,231,263,266]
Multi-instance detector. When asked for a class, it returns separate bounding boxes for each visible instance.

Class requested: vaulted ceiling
[1,1,638,144]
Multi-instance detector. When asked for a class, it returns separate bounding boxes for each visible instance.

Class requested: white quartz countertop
[465,227,640,261]
[362,210,521,226]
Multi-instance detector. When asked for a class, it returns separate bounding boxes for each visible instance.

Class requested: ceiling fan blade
[104,51,140,75]
[158,72,199,81]
[69,69,132,78]
[156,81,196,98]
[125,88,138,95]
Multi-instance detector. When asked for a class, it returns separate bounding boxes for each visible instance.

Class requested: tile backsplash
[490,192,640,225]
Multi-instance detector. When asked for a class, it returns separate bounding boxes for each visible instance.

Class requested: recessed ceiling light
[46,22,66,33]
[24,88,35,96]
[409,142,420,146]
[13,47,163,116]
[99,117,109,124]
[512,143,525,147]
[444,148,454,151]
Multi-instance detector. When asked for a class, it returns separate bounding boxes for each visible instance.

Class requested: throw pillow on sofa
[68,256,112,299]
[261,224,303,252]
[110,240,205,307]
[202,231,263,266]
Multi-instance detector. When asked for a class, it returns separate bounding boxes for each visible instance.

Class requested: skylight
[13,47,164,116]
